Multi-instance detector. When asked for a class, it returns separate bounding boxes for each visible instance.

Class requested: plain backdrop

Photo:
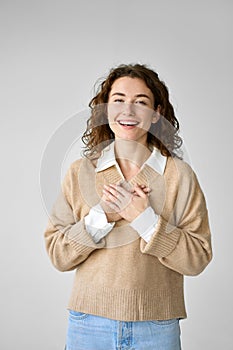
[1,0,232,349]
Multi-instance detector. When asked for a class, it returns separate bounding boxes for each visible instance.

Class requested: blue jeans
[65,311,181,350]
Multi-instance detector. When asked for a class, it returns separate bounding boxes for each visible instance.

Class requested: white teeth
[118,120,139,126]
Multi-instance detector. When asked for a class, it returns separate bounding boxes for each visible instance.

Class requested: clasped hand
[101,183,150,223]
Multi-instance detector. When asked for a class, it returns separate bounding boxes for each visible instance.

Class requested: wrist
[124,207,145,222]
[105,211,121,223]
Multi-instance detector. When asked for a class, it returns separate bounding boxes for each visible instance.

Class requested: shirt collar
[95,141,167,175]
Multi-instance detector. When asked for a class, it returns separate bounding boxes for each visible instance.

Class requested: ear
[152,105,161,124]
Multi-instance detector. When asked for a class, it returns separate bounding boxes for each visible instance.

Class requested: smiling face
[107,77,160,146]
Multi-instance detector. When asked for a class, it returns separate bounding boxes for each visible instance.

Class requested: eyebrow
[111,92,151,99]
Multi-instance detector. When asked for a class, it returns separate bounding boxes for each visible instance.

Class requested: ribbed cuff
[140,216,181,258]
[67,220,106,250]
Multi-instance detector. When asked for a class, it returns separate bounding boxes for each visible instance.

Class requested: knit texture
[44,156,212,321]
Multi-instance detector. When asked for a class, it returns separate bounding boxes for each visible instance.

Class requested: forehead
[110,77,153,96]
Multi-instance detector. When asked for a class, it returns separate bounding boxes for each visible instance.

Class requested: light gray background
[1,0,232,349]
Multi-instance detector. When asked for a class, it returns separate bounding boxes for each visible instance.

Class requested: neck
[114,139,152,169]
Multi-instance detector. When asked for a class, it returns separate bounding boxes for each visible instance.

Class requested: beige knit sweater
[44,155,212,321]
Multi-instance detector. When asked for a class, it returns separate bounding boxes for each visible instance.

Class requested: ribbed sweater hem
[67,286,187,322]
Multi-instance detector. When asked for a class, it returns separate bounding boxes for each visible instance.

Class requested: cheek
[107,104,123,122]
[106,107,116,131]
[141,111,156,129]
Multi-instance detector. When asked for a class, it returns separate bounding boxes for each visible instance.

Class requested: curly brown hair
[82,64,183,158]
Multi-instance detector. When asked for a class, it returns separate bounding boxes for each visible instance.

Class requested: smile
[117,120,140,126]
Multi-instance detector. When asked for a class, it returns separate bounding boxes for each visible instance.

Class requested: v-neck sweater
[44,155,212,321]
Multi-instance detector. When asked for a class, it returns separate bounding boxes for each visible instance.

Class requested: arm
[140,170,212,276]
[44,163,105,272]
[102,165,212,276]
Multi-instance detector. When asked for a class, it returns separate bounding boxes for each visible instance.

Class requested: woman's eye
[135,100,147,105]
[114,99,124,103]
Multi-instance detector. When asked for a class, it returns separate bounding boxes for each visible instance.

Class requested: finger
[142,187,151,194]
[107,201,121,212]
[103,185,124,202]
[133,185,147,198]
[102,190,124,209]
[136,184,151,193]
[108,184,131,198]
[102,192,112,205]
[103,189,117,201]
[137,183,151,193]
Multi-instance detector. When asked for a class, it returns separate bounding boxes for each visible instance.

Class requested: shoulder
[166,156,202,191]
[166,156,194,177]
[166,156,206,205]
[63,156,99,189]
[68,156,98,174]
[69,158,83,171]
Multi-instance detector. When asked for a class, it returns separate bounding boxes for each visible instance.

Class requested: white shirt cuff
[130,206,159,243]
[84,203,115,243]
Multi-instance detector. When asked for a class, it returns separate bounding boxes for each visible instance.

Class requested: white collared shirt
[85,141,167,243]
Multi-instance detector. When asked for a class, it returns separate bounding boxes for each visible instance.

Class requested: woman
[44,64,212,350]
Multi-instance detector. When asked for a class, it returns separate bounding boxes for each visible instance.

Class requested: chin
[116,135,148,145]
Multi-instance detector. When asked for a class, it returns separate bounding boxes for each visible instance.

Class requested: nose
[122,102,135,116]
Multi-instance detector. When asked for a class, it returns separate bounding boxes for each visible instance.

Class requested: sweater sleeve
[44,162,105,272]
[140,168,213,276]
